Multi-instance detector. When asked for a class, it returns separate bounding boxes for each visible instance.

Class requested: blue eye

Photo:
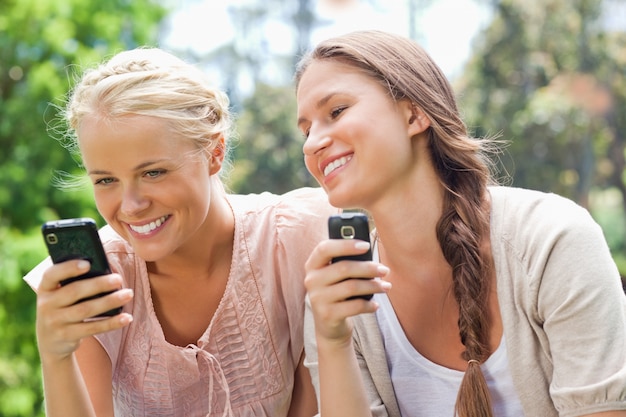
[94,177,115,185]
[145,169,165,178]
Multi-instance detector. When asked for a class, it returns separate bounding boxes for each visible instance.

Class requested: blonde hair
[56,47,233,186]
[296,30,499,417]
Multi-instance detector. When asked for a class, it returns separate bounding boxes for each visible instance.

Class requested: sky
[162,0,492,80]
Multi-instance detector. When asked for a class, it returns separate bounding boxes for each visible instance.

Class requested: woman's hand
[36,259,133,361]
[304,238,390,345]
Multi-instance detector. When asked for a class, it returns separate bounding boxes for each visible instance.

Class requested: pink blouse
[25,187,337,417]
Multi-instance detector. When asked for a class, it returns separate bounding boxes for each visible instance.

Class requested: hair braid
[431,130,494,417]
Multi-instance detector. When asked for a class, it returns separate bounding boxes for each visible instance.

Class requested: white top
[375,291,525,417]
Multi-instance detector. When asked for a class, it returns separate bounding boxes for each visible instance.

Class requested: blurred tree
[460,0,626,204]
[227,82,317,193]
[458,0,626,258]
[177,0,321,194]
[0,0,166,415]
[0,0,166,229]
[176,0,320,110]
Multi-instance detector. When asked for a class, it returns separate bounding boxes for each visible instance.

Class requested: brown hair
[295,30,497,417]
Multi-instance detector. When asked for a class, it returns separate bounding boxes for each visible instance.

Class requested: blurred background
[1,0,625,414]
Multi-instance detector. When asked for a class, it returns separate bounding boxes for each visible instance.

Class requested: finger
[310,274,390,307]
[61,273,124,305]
[39,259,92,291]
[305,239,371,272]
[64,288,133,323]
[306,257,387,293]
[39,312,133,357]
[78,312,134,334]
[330,259,387,281]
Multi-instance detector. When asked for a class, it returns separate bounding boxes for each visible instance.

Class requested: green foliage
[459,0,626,265]
[0,0,166,414]
[0,227,46,416]
[0,0,167,230]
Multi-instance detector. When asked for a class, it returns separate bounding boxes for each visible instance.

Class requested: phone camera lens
[340,225,356,239]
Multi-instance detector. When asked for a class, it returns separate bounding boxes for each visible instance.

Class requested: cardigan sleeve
[492,187,626,417]
[536,207,626,416]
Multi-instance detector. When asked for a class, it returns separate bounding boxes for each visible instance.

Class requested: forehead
[297,60,388,107]
[298,60,367,93]
[78,114,195,167]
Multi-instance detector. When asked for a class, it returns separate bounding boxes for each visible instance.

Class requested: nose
[120,184,150,217]
[302,126,332,156]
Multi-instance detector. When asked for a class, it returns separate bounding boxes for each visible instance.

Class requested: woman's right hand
[35,259,133,361]
[304,238,390,346]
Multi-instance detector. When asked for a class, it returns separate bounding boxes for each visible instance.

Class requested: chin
[327,193,355,210]
[133,244,169,262]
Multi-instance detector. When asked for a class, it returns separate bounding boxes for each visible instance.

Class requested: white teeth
[129,215,168,234]
[324,156,352,177]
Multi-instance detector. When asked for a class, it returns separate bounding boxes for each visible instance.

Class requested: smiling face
[78,114,221,262]
[297,59,427,210]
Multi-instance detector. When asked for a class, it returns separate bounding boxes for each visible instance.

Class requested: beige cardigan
[304,186,626,417]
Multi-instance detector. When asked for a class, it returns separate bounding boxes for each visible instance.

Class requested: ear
[401,100,430,136]
[208,135,225,175]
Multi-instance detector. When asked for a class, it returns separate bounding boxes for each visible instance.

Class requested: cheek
[303,155,321,178]
[92,190,114,221]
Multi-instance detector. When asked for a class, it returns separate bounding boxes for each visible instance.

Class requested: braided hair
[62,48,232,163]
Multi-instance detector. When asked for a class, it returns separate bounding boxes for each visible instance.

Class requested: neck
[371,174,444,258]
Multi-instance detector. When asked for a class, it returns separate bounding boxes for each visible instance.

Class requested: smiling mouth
[129,215,169,235]
[324,155,352,177]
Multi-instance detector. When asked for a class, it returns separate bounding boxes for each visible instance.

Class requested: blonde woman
[25,48,334,417]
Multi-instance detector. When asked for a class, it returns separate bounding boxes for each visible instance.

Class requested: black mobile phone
[42,217,122,317]
[328,212,373,300]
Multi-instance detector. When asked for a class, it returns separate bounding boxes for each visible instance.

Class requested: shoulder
[228,187,333,214]
[489,186,614,287]
[229,188,338,267]
[489,186,590,220]
[489,186,600,243]
[489,186,619,295]
[228,187,338,231]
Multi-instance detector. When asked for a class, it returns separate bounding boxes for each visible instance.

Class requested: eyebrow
[87,159,168,176]
[297,92,338,127]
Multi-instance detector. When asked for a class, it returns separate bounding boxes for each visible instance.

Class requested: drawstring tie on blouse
[192,347,234,417]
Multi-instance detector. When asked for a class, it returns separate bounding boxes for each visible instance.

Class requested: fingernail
[119,288,134,299]
[120,314,133,325]
[381,280,392,290]
[355,241,370,250]
[377,265,390,275]
[77,260,90,270]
